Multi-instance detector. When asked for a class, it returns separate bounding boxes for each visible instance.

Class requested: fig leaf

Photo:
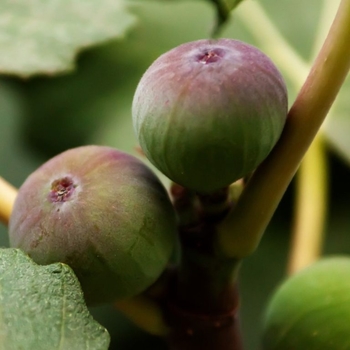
[0,0,136,77]
[0,248,110,350]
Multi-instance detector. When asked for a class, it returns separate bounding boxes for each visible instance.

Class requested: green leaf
[0,248,110,350]
[0,0,136,77]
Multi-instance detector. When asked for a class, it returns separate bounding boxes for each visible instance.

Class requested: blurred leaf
[322,77,350,165]
[254,0,322,61]
[0,0,136,77]
[0,248,110,350]
[221,0,322,104]
[0,80,43,246]
[0,80,42,182]
[19,1,214,159]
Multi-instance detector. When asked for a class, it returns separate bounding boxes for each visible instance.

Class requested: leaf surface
[0,0,136,77]
[0,248,110,350]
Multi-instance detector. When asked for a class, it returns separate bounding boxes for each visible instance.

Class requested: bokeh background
[1,0,349,349]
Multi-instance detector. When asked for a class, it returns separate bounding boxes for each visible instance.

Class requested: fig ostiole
[132,38,288,193]
[9,145,177,305]
[263,257,350,350]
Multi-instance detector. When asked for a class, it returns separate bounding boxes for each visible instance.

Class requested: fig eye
[196,48,225,64]
[49,176,76,203]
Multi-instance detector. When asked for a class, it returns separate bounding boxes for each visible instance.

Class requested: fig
[132,39,288,193]
[263,257,350,350]
[8,145,177,305]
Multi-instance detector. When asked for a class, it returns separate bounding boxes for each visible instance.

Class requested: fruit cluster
[9,38,287,305]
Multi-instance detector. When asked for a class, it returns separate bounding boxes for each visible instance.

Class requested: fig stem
[216,0,350,259]
[209,0,230,37]
[197,187,232,220]
[170,183,199,226]
[209,0,244,37]
[164,284,243,350]
[0,177,17,226]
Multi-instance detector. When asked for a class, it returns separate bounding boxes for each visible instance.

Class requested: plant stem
[165,227,242,349]
[163,185,244,350]
[237,0,333,274]
[216,0,350,259]
[0,177,17,226]
[165,283,243,350]
[239,0,337,274]
[288,134,328,274]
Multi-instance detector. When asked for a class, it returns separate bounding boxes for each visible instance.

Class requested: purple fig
[132,39,288,193]
[9,145,177,305]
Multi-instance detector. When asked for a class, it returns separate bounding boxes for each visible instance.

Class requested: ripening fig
[9,145,177,305]
[132,39,288,193]
[263,257,350,350]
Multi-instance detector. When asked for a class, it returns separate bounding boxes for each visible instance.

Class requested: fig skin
[263,257,350,350]
[132,39,288,193]
[9,145,177,305]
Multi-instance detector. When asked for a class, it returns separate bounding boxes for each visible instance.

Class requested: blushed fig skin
[133,39,288,193]
[9,145,177,305]
[263,257,350,350]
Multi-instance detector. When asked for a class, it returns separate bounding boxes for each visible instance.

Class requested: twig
[0,177,17,226]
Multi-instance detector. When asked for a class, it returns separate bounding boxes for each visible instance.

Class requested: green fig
[132,39,288,193]
[9,145,177,305]
[263,257,350,350]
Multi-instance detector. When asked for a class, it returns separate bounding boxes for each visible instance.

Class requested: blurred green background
[1,1,349,349]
